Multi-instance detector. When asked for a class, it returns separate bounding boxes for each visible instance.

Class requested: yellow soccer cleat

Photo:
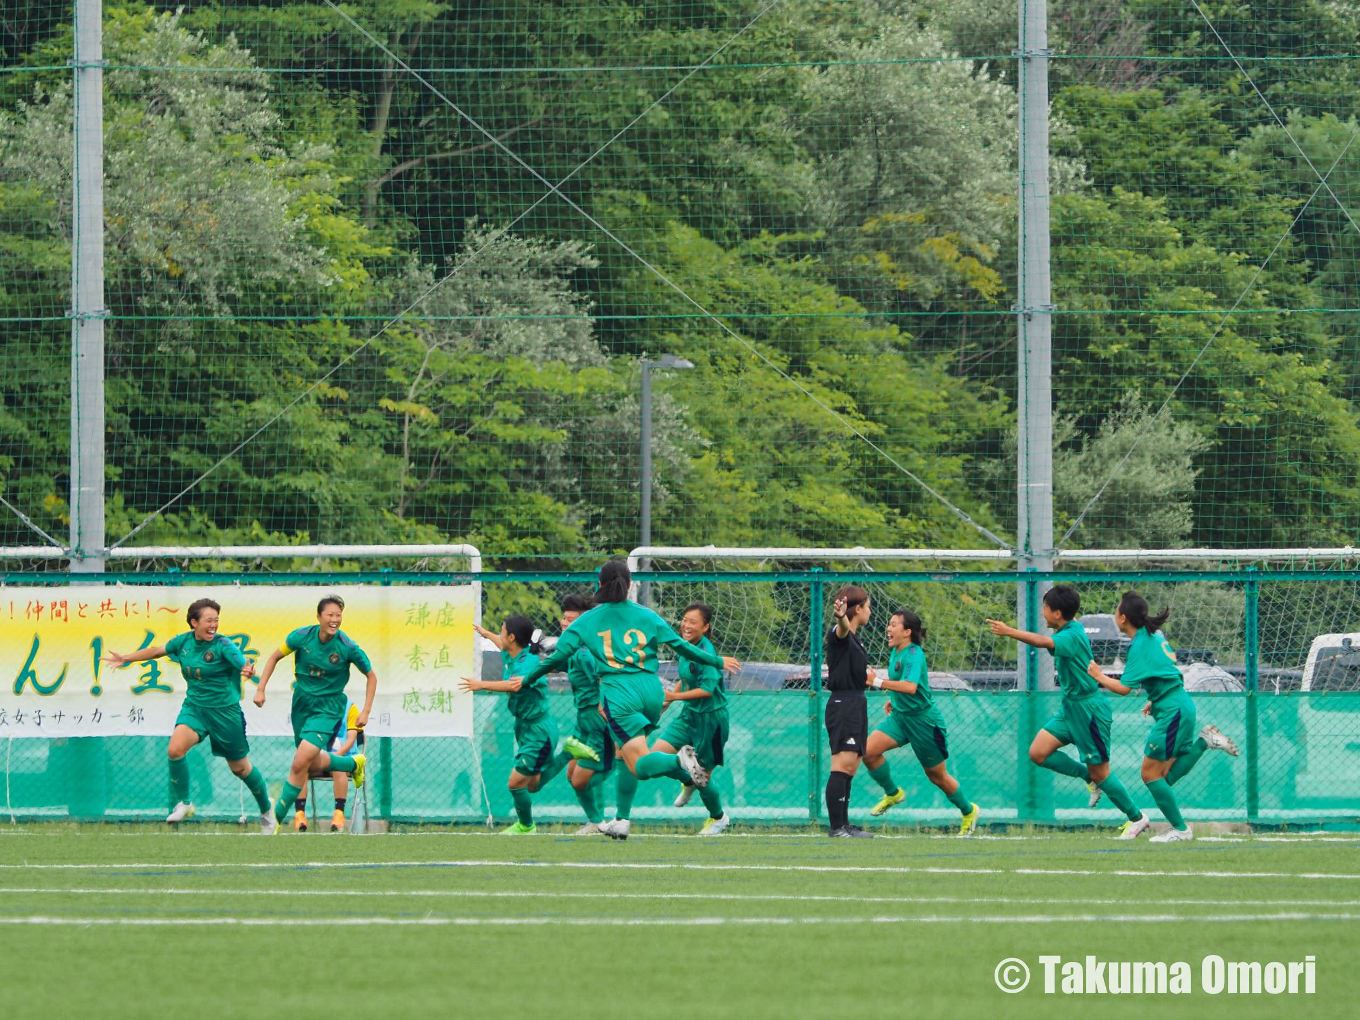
[869,788,906,817]
[352,754,366,787]
[331,808,345,832]
[958,803,981,837]
[293,809,308,833]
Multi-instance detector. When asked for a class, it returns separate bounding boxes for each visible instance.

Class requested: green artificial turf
[0,824,1356,1018]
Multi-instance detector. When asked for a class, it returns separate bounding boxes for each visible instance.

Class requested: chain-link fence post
[1018,570,1050,822]
[808,569,824,826]
[1244,567,1260,826]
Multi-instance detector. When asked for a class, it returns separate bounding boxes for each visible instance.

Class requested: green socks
[240,765,271,813]
[615,767,638,820]
[1036,751,1090,780]
[866,761,897,796]
[274,781,302,823]
[538,749,573,787]
[634,751,680,780]
[1146,778,1186,829]
[947,785,972,814]
[168,755,190,805]
[698,782,723,819]
[1166,738,1208,786]
[576,783,604,824]
[511,787,533,827]
[327,754,356,774]
[1096,774,1142,822]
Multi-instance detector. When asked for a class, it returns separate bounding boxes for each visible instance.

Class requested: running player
[460,615,558,834]
[863,609,980,835]
[1088,591,1239,843]
[254,596,375,832]
[654,602,731,835]
[556,593,613,834]
[516,559,741,840]
[102,597,276,833]
[293,702,360,832]
[988,585,1151,838]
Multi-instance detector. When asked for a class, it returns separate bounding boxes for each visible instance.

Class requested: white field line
[3,887,1360,908]
[3,861,1360,880]
[1,912,1357,927]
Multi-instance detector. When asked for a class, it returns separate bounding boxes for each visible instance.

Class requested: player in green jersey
[254,596,376,831]
[655,603,731,835]
[989,584,1151,838]
[863,609,979,835]
[1088,592,1239,843]
[551,593,614,834]
[461,614,567,834]
[517,559,742,840]
[102,598,277,833]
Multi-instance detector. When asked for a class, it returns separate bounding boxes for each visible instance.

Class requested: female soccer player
[863,609,980,835]
[516,559,741,840]
[654,602,731,835]
[460,615,558,834]
[102,597,276,833]
[292,703,360,832]
[255,596,375,831]
[988,585,1151,839]
[556,593,614,834]
[1088,591,1239,843]
[824,586,873,837]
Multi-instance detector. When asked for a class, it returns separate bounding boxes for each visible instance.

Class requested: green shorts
[1145,694,1198,761]
[176,701,249,761]
[599,677,664,745]
[512,717,560,777]
[659,708,730,770]
[1041,695,1113,765]
[291,692,346,750]
[572,708,615,773]
[873,707,949,769]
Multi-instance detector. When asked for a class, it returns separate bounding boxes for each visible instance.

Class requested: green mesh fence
[3,3,1359,563]
[3,569,1359,828]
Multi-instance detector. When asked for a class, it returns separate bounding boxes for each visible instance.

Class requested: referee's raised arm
[823,585,873,838]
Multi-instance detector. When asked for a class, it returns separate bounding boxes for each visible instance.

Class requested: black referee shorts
[824,693,868,756]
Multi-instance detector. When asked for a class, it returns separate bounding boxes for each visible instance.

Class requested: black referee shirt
[824,625,868,693]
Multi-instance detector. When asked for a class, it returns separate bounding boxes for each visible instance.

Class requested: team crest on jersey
[203,650,216,663]
[329,652,341,665]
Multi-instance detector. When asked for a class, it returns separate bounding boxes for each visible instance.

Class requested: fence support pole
[808,570,824,827]
[379,736,393,822]
[1020,571,1051,822]
[1244,570,1260,826]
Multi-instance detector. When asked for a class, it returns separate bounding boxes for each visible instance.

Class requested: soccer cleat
[562,735,600,763]
[575,822,605,835]
[352,754,367,787]
[869,788,906,817]
[165,801,195,824]
[331,809,345,832]
[1115,812,1152,840]
[674,783,696,808]
[600,818,631,840]
[293,810,308,833]
[1199,725,1239,756]
[676,745,710,788]
[260,812,279,836]
[1087,782,1103,808]
[829,826,873,838]
[500,821,536,835]
[959,803,981,837]
[1150,826,1194,843]
[699,812,730,835]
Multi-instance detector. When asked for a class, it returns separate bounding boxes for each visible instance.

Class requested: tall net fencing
[3,568,1358,827]
[4,2,1360,565]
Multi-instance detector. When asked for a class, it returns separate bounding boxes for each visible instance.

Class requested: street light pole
[639,355,694,602]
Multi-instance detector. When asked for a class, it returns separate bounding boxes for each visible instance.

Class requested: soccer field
[0,826,1356,1018]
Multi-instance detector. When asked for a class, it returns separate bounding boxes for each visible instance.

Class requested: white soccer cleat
[1115,812,1152,840]
[259,811,279,836]
[676,745,710,788]
[1087,782,1103,808]
[1150,826,1194,843]
[1199,725,1239,756]
[166,801,195,824]
[576,822,604,835]
[600,818,631,841]
[699,812,730,835]
[674,783,696,807]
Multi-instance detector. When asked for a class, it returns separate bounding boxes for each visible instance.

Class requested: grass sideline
[1,825,1357,1019]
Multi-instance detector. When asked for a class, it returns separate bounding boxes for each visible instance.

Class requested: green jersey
[1121,627,1184,709]
[524,600,724,684]
[164,632,247,708]
[566,645,601,711]
[887,643,933,713]
[1051,620,1099,700]
[676,636,726,715]
[502,647,549,724]
[280,625,373,698]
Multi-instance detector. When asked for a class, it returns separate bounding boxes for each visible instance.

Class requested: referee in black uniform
[824,585,873,837]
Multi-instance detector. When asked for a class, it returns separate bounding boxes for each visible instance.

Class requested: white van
[1290,633,1360,804]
